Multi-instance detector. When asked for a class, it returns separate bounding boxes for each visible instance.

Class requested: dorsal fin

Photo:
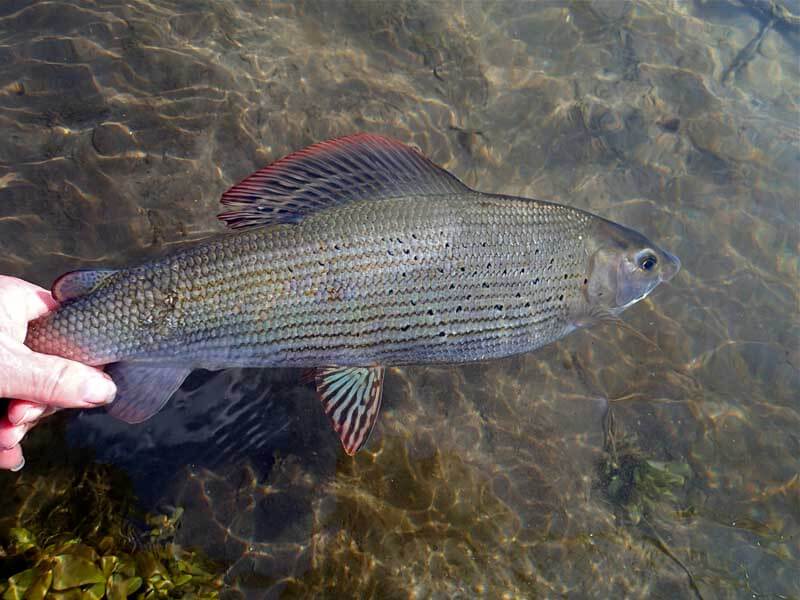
[52,269,118,303]
[217,133,470,229]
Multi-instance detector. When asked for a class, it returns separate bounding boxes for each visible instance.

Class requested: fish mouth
[659,250,681,282]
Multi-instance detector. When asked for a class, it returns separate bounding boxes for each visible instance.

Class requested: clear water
[0,1,798,597]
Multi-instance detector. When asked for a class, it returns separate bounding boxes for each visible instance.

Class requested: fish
[24,134,680,455]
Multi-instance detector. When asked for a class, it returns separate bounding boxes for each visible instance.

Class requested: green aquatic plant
[598,407,690,524]
[599,438,690,525]
[0,439,222,600]
[1,527,220,599]
[597,406,703,599]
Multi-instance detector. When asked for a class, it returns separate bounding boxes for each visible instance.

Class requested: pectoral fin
[104,362,192,423]
[574,307,662,353]
[315,366,385,455]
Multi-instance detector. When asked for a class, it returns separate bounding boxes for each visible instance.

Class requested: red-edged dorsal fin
[218,133,470,230]
[315,366,385,455]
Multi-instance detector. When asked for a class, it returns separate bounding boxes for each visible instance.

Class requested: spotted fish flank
[26,134,680,455]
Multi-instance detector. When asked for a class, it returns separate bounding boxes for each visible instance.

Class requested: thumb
[0,346,116,408]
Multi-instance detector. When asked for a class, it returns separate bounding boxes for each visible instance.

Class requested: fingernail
[1,426,25,450]
[83,376,117,405]
[10,456,25,472]
[8,408,28,425]
[11,406,42,426]
[8,406,35,425]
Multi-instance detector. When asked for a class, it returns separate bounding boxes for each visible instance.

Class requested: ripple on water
[0,0,798,597]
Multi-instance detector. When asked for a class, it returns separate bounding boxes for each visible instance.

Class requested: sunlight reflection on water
[0,1,797,597]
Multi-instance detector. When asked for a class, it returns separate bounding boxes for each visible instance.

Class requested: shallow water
[0,0,798,597]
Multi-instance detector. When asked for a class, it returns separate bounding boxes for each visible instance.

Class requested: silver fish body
[23,134,680,454]
[28,193,605,367]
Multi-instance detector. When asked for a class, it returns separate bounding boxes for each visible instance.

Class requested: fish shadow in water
[67,368,339,509]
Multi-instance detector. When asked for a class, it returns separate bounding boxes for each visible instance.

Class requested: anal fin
[104,362,192,424]
[315,366,385,455]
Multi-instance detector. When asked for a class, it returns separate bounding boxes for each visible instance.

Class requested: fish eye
[637,252,658,272]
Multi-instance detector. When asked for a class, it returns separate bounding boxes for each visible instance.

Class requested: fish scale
[27,194,587,368]
[24,133,679,455]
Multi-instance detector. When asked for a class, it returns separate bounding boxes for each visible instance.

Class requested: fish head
[580,217,680,318]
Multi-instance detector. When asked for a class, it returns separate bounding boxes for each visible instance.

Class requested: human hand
[0,275,116,471]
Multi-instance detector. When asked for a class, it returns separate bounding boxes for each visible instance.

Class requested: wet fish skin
[22,134,680,453]
[25,192,676,368]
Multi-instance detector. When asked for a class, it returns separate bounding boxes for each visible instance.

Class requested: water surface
[0,1,798,598]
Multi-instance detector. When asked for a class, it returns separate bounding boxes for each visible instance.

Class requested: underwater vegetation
[598,407,690,526]
[597,405,702,599]
[0,421,223,600]
[1,527,219,600]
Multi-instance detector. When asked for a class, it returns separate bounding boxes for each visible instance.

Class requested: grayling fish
[25,134,680,454]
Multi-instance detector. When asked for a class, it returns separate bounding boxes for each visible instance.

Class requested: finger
[0,417,30,451]
[7,399,55,425]
[0,348,116,408]
[0,445,24,471]
[0,275,58,321]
